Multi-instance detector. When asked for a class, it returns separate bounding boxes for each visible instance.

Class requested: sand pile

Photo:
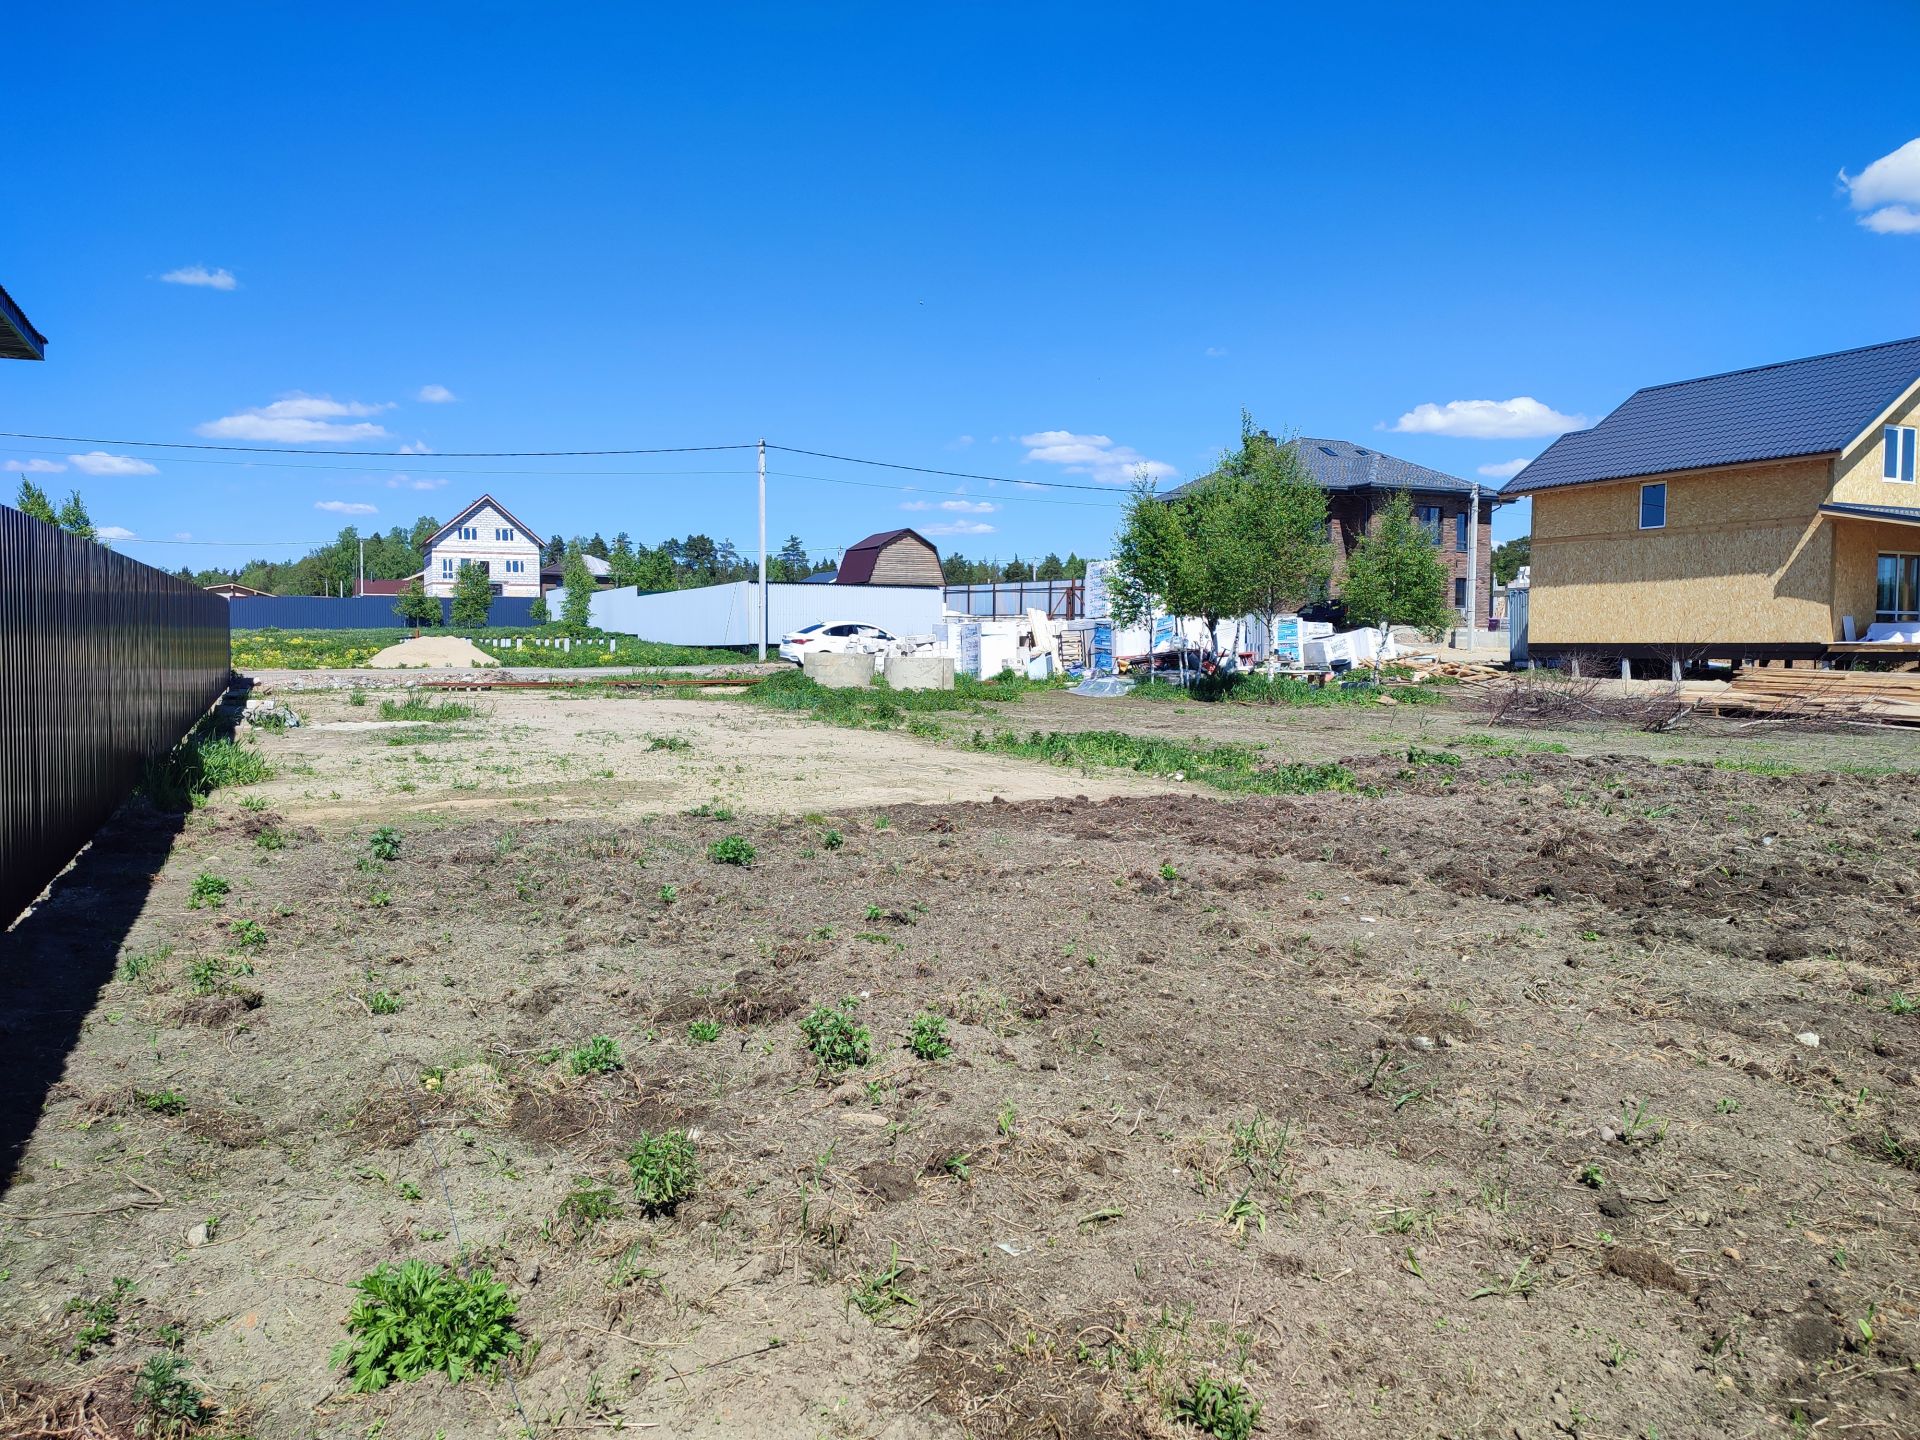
[364,635,501,669]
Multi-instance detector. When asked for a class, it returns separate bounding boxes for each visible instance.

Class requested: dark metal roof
[1161,437,1494,502]
[835,528,938,585]
[1820,500,1920,528]
[421,493,544,550]
[1508,336,1920,496]
[0,283,46,361]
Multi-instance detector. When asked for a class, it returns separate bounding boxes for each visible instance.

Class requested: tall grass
[377,697,479,723]
[742,668,1051,729]
[964,727,1358,795]
[139,728,273,810]
[1131,669,1450,707]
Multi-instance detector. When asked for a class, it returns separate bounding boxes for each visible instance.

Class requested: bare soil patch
[3,699,1918,1439]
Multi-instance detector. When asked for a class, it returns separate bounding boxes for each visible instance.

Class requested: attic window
[1318,445,1339,456]
[1884,426,1916,483]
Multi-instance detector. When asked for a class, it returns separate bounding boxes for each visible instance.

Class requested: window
[503,559,523,574]
[496,527,515,541]
[457,525,478,541]
[1639,481,1667,529]
[1453,577,1467,610]
[1454,512,1468,552]
[1414,504,1443,544]
[440,557,454,578]
[1884,426,1917,483]
[1878,553,1920,622]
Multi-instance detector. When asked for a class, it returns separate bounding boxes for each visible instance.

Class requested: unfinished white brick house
[419,495,543,598]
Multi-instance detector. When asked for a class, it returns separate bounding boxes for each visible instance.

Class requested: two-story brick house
[1162,437,1501,622]
[419,495,543,598]
[1506,336,1920,665]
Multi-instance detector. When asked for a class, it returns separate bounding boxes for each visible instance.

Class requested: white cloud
[1019,429,1178,485]
[901,497,997,513]
[386,474,448,490]
[397,441,433,454]
[315,500,378,515]
[1477,458,1531,479]
[69,451,159,475]
[173,531,193,541]
[1387,397,1587,439]
[1840,139,1920,234]
[160,265,237,291]
[7,457,65,473]
[197,392,393,444]
[1204,346,1228,358]
[416,384,457,404]
[96,525,137,542]
[946,434,974,450]
[923,520,996,537]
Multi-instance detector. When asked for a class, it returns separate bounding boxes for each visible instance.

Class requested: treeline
[551,532,836,588]
[940,552,1088,584]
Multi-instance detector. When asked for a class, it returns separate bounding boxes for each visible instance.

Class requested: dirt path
[253,691,1174,828]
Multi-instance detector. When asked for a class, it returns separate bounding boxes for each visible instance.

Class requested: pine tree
[15,478,58,524]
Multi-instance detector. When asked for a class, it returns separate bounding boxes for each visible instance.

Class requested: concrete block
[885,654,955,691]
[803,651,875,689]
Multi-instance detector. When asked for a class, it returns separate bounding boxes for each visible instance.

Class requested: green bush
[800,997,873,1071]
[708,836,756,866]
[330,1259,523,1392]
[906,1012,952,1060]
[627,1130,699,1213]
[369,826,403,861]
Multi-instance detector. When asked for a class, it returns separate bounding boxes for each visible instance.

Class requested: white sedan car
[779,621,899,666]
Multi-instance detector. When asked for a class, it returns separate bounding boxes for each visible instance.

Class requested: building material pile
[1699,668,1920,727]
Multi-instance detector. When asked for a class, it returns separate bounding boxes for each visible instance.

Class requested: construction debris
[1698,667,1920,727]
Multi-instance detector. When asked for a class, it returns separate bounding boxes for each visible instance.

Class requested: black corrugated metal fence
[1,506,232,925]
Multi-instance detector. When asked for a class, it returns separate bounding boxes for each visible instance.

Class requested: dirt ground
[3,687,1919,1440]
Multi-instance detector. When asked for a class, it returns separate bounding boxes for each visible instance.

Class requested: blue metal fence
[227,595,540,629]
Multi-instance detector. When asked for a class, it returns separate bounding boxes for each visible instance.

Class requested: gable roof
[1161,438,1487,502]
[836,528,937,584]
[422,494,544,551]
[1507,335,1920,496]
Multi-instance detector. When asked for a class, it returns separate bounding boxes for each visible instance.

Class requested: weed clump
[708,835,756,866]
[188,872,231,909]
[687,1019,722,1044]
[330,1259,523,1392]
[1173,1376,1262,1440]
[800,997,872,1072]
[134,1353,211,1430]
[906,1012,952,1060]
[627,1130,699,1213]
[565,1035,623,1076]
[369,826,403,861]
[377,697,476,723]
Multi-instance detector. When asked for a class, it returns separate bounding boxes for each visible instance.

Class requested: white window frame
[1639,481,1667,530]
[440,557,453,578]
[1884,426,1916,483]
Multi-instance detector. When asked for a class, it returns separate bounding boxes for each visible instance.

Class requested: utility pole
[1465,482,1480,650]
[757,438,768,661]
[358,537,365,598]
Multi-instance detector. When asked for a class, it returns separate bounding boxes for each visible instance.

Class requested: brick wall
[1327,491,1497,621]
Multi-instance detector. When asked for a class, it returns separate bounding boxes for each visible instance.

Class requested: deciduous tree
[450,560,494,627]
[394,576,439,634]
[1340,490,1452,642]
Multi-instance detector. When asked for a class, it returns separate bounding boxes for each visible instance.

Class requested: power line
[5,444,759,479]
[768,469,1126,510]
[766,443,1135,494]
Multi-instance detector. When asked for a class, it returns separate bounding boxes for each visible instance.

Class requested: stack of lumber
[1700,668,1920,726]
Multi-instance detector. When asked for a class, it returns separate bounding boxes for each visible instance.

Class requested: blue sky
[7,2,1920,568]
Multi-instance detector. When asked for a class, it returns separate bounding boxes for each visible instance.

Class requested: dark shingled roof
[835,528,938,585]
[1508,336,1920,496]
[0,282,46,361]
[1161,437,1489,502]
[1820,500,1920,527]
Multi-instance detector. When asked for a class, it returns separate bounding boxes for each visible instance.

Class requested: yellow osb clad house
[1507,336,1920,666]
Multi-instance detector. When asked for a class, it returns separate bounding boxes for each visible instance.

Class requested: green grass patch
[741,667,1055,731]
[377,696,478,723]
[139,725,272,810]
[964,727,1359,795]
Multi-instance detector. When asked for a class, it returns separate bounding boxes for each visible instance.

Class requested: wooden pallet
[1699,667,1920,726]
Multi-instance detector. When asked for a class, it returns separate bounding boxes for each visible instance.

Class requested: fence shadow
[0,800,188,1190]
